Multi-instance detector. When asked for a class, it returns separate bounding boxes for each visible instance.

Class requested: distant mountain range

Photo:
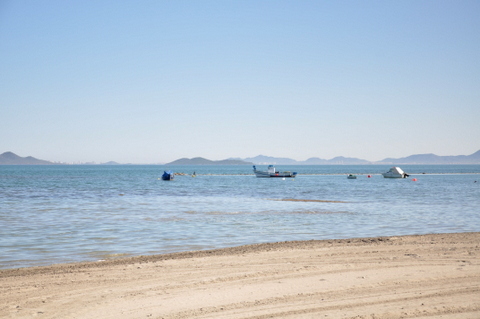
[2,150,480,165]
[239,155,371,165]
[379,150,480,164]
[240,150,480,165]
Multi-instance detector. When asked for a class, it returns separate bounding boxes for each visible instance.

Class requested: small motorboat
[382,167,409,178]
[161,171,175,180]
[253,165,297,178]
[347,174,357,179]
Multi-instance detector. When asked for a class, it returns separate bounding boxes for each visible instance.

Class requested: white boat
[253,165,297,178]
[382,167,409,178]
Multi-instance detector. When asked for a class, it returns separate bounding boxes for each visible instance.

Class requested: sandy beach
[1,232,479,319]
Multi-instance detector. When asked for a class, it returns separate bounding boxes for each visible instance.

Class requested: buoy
[367,175,371,178]
[412,178,417,181]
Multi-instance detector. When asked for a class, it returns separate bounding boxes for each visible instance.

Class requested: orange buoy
[412,178,417,181]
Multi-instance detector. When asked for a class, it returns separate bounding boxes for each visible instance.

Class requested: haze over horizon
[1,1,479,164]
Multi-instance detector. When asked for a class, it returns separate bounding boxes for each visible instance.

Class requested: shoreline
[1,234,409,274]
[1,232,474,274]
[1,232,479,318]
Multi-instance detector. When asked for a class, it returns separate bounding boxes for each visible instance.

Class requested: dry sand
[1,232,479,319]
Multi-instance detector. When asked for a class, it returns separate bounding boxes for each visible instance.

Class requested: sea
[1,164,479,269]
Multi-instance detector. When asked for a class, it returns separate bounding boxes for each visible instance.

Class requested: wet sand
[1,232,479,318]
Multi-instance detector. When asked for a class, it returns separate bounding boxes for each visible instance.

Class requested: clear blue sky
[1,1,479,163]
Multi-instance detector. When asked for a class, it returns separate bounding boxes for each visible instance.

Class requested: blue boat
[161,171,174,180]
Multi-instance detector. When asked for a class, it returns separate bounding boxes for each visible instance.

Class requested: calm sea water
[1,164,479,269]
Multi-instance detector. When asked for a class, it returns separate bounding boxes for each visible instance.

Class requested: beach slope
[1,232,479,318]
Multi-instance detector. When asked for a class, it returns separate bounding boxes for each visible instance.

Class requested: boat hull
[254,171,297,178]
[382,173,406,178]
[161,171,174,180]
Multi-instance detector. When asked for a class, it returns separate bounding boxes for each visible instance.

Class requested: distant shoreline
[2,150,480,165]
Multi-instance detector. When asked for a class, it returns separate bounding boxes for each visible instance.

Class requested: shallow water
[1,164,479,269]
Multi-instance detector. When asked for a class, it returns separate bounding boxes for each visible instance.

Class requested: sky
[1,1,479,164]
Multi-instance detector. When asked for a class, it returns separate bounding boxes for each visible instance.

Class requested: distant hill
[101,161,121,165]
[304,156,370,165]
[379,150,480,164]
[242,155,298,165]
[166,157,253,165]
[242,155,370,165]
[0,152,54,165]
